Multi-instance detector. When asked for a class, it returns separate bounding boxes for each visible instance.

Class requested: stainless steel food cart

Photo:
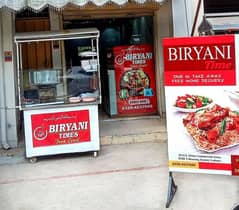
[15,28,101,162]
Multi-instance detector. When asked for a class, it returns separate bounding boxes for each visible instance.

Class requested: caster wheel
[29,157,37,163]
[93,151,98,158]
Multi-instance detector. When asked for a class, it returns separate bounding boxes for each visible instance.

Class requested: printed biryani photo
[183,104,239,152]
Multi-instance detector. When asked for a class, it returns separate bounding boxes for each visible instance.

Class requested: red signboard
[163,35,236,86]
[113,44,157,115]
[31,110,91,147]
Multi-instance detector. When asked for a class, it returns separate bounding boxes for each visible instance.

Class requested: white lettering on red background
[125,52,153,60]
[124,52,152,65]
[163,36,236,86]
[49,122,88,133]
[47,121,89,140]
[168,45,231,61]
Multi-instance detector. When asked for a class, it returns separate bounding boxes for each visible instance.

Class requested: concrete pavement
[0,142,238,210]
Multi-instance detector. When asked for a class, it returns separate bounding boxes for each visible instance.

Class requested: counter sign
[31,110,91,147]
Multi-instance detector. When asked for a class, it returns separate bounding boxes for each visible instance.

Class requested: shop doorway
[63,16,158,118]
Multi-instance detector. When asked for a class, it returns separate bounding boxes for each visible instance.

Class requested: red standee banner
[113,44,157,115]
[163,35,239,176]
[31,110,91,147]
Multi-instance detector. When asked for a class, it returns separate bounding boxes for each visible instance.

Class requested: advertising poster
[113,44,157,115]
[31,110,91,147]
[163,35,239,175]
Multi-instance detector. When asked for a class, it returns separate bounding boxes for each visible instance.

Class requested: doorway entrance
[63,16,158,118]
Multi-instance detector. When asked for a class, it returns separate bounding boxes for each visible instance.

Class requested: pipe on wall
[191,0,202,36]
[0,10,10,150]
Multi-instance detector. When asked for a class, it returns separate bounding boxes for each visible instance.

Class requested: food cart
[15,28,101,162]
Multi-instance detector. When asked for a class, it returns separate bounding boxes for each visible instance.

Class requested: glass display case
[15,28,101,109]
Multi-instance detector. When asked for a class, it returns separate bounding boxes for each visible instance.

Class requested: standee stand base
[165,172,177,208]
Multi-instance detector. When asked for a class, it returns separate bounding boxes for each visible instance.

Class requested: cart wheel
[93,151,98,158]
[29,157,37,163]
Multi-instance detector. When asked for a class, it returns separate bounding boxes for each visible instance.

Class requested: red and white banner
[164,35,239,175]
[31,110,91,147]
[113,44,157,115]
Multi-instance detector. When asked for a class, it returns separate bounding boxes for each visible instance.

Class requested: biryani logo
[115,55,124,65]
[115,52,153,66]
[33,126,48,141]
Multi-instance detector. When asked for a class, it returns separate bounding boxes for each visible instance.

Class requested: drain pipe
[0,70,10,150]
[190,0,202,36]
[0,11,10,150]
